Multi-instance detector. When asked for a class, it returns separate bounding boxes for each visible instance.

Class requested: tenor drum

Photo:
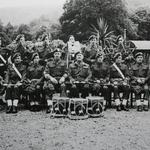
[52,96,69,117]
[87,96,104,117]
[68,98,88,120]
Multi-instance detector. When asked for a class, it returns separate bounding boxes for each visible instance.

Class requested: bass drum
[87,96,104,117]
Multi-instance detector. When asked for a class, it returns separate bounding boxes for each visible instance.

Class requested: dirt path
[0,109,150,150]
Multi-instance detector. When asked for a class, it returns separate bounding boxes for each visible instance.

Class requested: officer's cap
[75,51,83,58]
[53,48,62,55]
[32,53,39,61]
[12,52,21,62]
[135,52,143,58]
[114,52,122,60]
[15,34,24,42]
[88,35,97,41]
[41,34,49,41]
[96,51,104,59]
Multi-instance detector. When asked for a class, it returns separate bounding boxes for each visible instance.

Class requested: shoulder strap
[0,54,6,64]
[12,63,22,79]
[112,63,125,79]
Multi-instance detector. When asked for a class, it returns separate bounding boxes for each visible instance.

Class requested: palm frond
[90,17,116,48]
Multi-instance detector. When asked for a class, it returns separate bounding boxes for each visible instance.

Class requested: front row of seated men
[3,48,150,114]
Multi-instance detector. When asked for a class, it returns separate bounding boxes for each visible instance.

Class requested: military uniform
[5,63,26,99]
[83,35,102,65]
[84,44,100,65]
[25,58,44,111]
[44,58,68,97]
[110,53,130,111]
[5,53,26,113]
[0,47,11,78]
[130,52,150,111]
[91,60,111,107]
[69,60,91,98]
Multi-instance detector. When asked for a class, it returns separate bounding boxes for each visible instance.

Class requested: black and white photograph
[0,0,150,149]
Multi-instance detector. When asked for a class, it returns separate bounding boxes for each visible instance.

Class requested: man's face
[20,36,25,43]
[115,56,122,64]
[69,36,75,43]
[54,52,61,60]
[136,55,143,63]
[118,37,124,43]
[97,55,104,63]
[76,53,83,61]
[90,38,97,46]
[28,43,34,50]
[33,55,40,64]
[14,56,21,64]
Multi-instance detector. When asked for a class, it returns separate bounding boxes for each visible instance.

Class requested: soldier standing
[84,35,102,65]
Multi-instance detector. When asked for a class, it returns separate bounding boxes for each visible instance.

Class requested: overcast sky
[0,0,150,25]
[0,0,66,8]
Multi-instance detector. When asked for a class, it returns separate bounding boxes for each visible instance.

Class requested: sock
[47,100,52,106]
[115,99,121,106]
[7,100,12,106]
[136,99,141,106]
[122,99,127,106]
[13,99,18,107]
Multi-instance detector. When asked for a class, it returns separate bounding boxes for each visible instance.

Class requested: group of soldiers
[0,33,149,114]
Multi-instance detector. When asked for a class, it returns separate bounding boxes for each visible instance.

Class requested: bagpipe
[22,79,42,93]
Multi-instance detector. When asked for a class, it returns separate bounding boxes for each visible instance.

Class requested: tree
[130,7,150,40]
[50,23,62,39]
[17,24,32,40]
[59,0,135,42]
[90,17,117,48]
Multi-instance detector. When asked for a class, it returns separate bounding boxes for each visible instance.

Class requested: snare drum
[52,96,69,117]
[68,98,88,120]
[87,96,104,117]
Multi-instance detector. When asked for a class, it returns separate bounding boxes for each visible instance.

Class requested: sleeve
[124,65,130,77]
[44,63,50,75]
[68,64,75,81]
[63,62,68,78]
[5,65,10,83]
[85,65,92,81]
[21,66,27,82]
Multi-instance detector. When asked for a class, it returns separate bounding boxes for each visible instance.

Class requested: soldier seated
[44,48,68,113]
[68,51,91,98]
[130,52,149,111]
[5,53,26,113]
[110,53,130,111]
[24,53,44,111]
[91,52,111,109]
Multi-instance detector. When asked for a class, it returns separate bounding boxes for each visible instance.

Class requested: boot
[30,105,34,111]
[122,105,129,111]
[143,105,149,111]
[6,106,12,114]
[116,105,121,111]
[12,106,18,113]
[137,105,143,112]
[46,106,52,114]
